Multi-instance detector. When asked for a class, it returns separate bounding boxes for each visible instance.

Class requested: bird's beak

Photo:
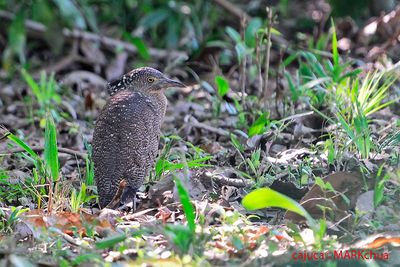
[161,78,186,89]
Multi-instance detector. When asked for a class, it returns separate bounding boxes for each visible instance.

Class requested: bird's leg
[120,185,137,211]
[104,179,128,209]
[118,166,146,211]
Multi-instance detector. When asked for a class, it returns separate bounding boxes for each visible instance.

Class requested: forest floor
[0,1,400,266]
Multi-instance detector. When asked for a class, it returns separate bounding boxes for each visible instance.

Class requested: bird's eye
[147,77,155,83]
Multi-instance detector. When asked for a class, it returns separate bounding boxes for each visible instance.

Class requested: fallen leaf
[284,172,364,224]
[354,233,400,249]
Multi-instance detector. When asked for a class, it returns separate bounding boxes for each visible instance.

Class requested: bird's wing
[93,91,160,207]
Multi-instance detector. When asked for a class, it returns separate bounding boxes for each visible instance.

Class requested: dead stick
[240,16,247,105]
[1,146,87,160]
[263,7,273,110]
[188,117,231,137]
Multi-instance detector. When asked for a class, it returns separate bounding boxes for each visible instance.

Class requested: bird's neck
[149,92,167,117]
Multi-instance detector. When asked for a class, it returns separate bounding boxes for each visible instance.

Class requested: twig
[204,171,253,188]
[279,111,315,123]
[1,146,87,160]
[121,207,157,221]
[188,116,231,137]
[255,34,263,98]
[49,227,85,247]
[240,16,247,105]
[0,10,187,60]
[263,7,273,110]
[328,213,351,230]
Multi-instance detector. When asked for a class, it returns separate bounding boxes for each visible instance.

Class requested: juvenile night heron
[92,67,185,209]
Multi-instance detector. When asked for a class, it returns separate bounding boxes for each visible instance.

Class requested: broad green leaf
[248,112,270,137]
[234,43,247,63]
[226,26,241,43]
[215,75,229,97]
[81,4,98,32]
[1,127,40,162]
[174,178,196,233]
[123,33,150,60]
[242,187,315,227]
[166,16,179,48]
[230,134,244,153]
[53,0,86,29]
[314,177,326,190]
[21,69,42,104]
[331,20,340,82]
[374,165,389,207]
[8,11,26,62]
[245,18,262,47]
[138,8,170,30]
[44,114,59,181]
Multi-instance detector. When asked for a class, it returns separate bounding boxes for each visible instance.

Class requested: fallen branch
[1,146,88,160]
[187,116,231,137]
[205,171,253,188]
[0,10,187,60]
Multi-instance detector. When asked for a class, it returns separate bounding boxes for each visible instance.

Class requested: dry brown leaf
[284,171,364,224]
[354,233,400,249]
[21,210,114,236]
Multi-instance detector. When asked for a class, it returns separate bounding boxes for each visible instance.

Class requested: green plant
[0,113,61,211]
[21,69,62,124]
[0,206,29,234]
[154,136,211,181]
[164,177,196,255]
[83,141,95,187]
[224,17,279,67]
[247,112,270,137]
[2,10,26,72]
[335,71,398,121]
[373,165,390,208]
[337,111,372,159]
[284,23,361,107]
[242,187,333,249]
[44,113,59,183]
[70,183,96,213]
[136,1,218,52]
[334,71,398,158]
[242,187,315,226]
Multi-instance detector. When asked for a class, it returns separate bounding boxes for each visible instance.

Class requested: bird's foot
[118,198,137,212]
[120,186,137,212]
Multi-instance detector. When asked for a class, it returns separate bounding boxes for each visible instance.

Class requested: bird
[92,67,185,209]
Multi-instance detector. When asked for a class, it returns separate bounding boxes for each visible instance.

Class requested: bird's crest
[107,67,162,96]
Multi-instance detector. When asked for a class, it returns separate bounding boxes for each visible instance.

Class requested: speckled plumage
[93,67,184,208]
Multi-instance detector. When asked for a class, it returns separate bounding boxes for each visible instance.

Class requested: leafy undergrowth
[1,1,400,266]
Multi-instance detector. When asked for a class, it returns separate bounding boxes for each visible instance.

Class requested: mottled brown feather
[92,67,180,209]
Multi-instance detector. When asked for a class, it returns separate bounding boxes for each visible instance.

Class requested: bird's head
[107,67,185,96]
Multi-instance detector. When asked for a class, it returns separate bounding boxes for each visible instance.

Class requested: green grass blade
[174,177,196,233]
[95,234,126,249]
[44,114,59,181]
[1,126,40,161]
[21,69,44,104]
